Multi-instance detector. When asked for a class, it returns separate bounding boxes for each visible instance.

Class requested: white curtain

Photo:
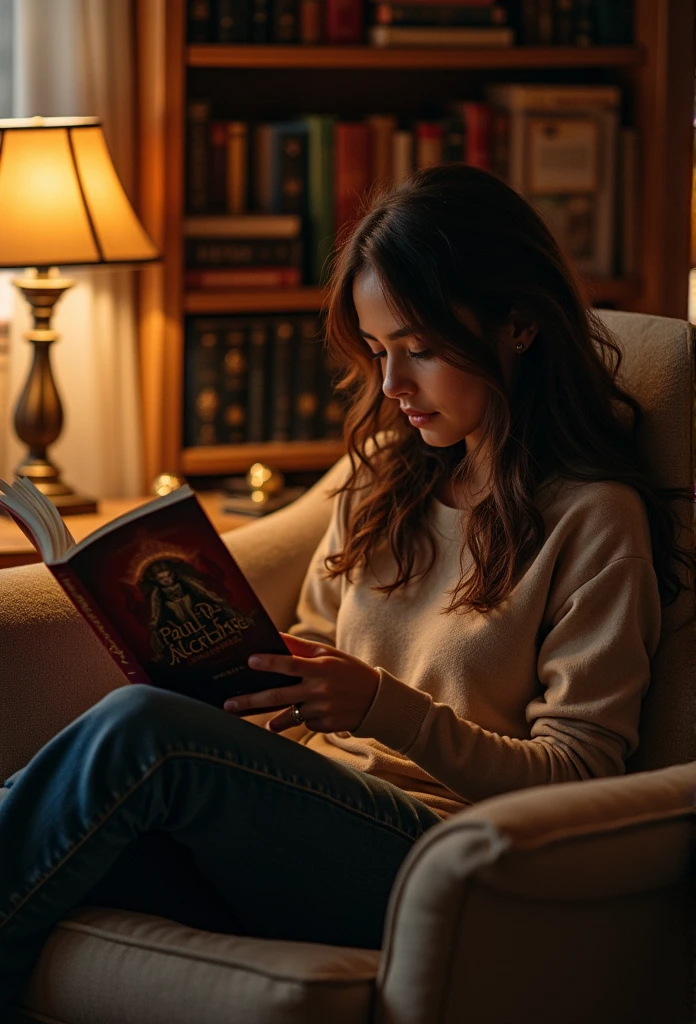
[4,0,144,497]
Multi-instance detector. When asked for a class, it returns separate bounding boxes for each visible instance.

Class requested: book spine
[184,213,303,237]
[253,124,274,212]
[210,121,229,213]
[247,320,271,442]
[619,126,639,277]
[370,3,508,26]
[187,0,213,41]
[184,319,223,446]
[185,267,302,288]
[50,565,151,685]
[415,122,444,169]
[185,238,303,268]
[305,115,337,286]
[594,0,633,44]
[367,114,397,192]
[553,0,575,44]
[317,358,344,440]
[221,321,248,444]
[293,315,321,439]
[573,0,595,45]
[392,129,414,183]
[326,0,364,42]
[367,24,514,44]
[536,0,553,43]
[270,124,309,217]
[442,113,466,162]
[272,0,300,41]
[252,0,272,41]
[216,0,251,41]
[186,100,211,215]
[269,317,296,441]
[300,0,325,41]
[519,0,538,44]
[334,122,372,240]
[226,122,249,214]
[462,101,492,170]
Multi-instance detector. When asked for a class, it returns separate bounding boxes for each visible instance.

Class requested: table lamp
[0,116,159,514]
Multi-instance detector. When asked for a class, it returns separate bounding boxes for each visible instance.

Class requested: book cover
[187,0,213,41]
[326,0,364,43]
[186,100,211,215]
[0,479,299,708]
[185,267,302,289]
[185,238,303,269]
[293,315,322,440]
[486,83,620,277]
[216,0,251,41]
[183,318,222,447]
[221,321,248,444]
[367,24,514,45]
[246,318,271,441]
[302,114,336,286]
[269,317,296,441]
[226,122,249,214]
[270,122,310,217]
[367,114,397,192]
[272,0,300,41]
[334,122,372,242]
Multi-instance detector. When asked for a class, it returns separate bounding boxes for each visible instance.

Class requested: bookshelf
[135,0,694,487]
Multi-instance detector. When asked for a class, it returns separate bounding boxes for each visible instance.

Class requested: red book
[185,267,302,289]
[334,122,373,241]
[0,479,299,708]
[210,121,229,212]
[326,0,364,42]
[461,101,492,170]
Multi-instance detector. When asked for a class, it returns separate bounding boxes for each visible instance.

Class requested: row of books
[186,84,637,282]
[183,314,344,448]
[186,0,632,47]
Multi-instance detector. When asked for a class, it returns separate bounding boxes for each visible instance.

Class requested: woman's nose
[382,358,415,400]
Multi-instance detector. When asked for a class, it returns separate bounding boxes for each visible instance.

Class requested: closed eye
[369,349,433,360]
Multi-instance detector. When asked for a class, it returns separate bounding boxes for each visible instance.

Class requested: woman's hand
[223,633,380,734]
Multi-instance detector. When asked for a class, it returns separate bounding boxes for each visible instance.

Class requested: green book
[302,114,336,286]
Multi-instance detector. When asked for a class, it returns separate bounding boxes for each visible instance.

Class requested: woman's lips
[403,410,438,427]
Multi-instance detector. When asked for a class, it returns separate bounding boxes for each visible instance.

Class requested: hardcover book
[0,479,299,708]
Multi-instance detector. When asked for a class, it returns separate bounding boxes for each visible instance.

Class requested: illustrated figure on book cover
[139,557,255,665]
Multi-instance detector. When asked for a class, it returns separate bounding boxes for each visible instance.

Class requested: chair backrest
[596,311,695,771]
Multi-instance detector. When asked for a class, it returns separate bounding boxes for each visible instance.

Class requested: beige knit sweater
[287,475,662,818]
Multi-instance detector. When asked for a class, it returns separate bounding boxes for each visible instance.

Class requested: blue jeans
[0,685,441,1013]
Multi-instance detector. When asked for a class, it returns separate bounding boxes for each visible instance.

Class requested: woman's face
[353,269,517,450]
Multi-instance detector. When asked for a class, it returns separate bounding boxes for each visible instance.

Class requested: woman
[0,165,691,1011]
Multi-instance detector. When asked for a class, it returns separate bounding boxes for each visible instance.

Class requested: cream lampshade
[0,115,159,514]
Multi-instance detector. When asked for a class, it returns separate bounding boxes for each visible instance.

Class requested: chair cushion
[17,906,379,1024]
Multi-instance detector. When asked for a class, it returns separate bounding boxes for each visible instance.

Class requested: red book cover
[210,121,229,212]
[326,0,364,42]
[462,101,492,170]
[185,267,302,289]
[334,122,373,241]
[0,482,298,709]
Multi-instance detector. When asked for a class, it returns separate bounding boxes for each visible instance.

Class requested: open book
[0,478,298,707]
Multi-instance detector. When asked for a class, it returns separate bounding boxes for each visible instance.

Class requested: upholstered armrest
[0,457,346,781]
[376,762,696,1024]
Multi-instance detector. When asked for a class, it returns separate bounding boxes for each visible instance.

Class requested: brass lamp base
[12,268,99,517]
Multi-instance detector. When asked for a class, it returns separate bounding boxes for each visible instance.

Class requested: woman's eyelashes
[369,348,433,361]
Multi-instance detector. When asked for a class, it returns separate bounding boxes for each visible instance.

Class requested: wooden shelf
[187,44,643,70]
[181,440,345,475]
[185,280,640,315]
[184,287,326,314]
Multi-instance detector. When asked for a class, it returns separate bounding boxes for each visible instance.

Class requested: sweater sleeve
[352,554,662,803]
[285,502,344,648]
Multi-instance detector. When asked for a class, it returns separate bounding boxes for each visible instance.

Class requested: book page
[0,478,75,561]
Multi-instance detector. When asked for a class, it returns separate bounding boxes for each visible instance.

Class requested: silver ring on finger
[291,704,305,725]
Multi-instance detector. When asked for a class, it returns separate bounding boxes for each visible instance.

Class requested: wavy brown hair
[321,164,694,614]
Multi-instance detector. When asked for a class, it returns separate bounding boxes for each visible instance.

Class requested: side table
[0,492,249,570]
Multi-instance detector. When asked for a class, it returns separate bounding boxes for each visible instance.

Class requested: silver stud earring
[515,341,524,353]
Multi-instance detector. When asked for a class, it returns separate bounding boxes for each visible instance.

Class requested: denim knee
[85,684,193,737]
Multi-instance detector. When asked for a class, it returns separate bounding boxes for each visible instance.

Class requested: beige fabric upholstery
[17,907,379,1024]
[2,310,694,1023]
[377,761,696,1024]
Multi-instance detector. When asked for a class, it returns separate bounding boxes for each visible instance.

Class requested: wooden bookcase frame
[135,0,695,486]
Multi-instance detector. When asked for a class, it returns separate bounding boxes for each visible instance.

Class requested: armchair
[3,311,694,1024]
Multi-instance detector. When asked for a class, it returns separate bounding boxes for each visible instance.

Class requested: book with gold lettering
[0,478,297,707]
